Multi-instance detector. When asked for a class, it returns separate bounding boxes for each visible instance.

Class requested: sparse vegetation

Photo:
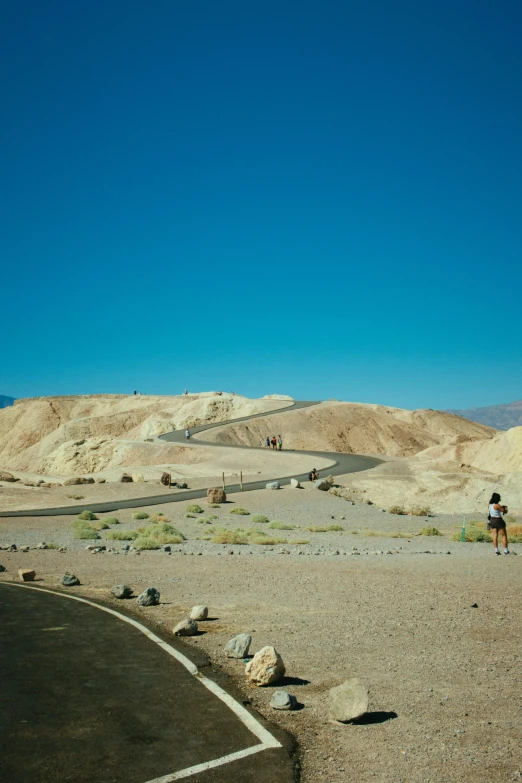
[292,539,310,545]
[208,514,218,520]
[307,525,344,533]
[360,530,411,539]
[229,507,250,515]
[133,537,161,550]
[135,522,185,545]
[450,525,492,543]
[104,529,139,541]
[210,527,288,545]
[186,504,203,513]
[387,505,406,515]
[418,527,441,536]
[132,512,149,520]
[268,521,296,530]
[149,513,168,523]
[212,528,248,545]
[77,510,98,521]
[507,524,522,543]
[196,517,213,524]
[92,521,110,530]
[73,526,100,540]
[208,503,221,508]
[252,514,269,524]
[102,517,119,525]
[410,506,432,516]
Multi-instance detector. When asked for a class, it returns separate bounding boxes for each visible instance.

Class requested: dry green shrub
[507,523,522,543]
[132,512,149,520]
[102,517,119,525]
[229,507,250,515]
[410,506,431,516]
[252,514,269,524]
[418,527,441,536]
[268,521,296,530]
[249,534,287,545]
[135,522,185,544]
[92,521,110,530]
[134,537,161,550]
[208,514,218,520]
[307,525,344,533]
[360,530,411,538]
[104,529,138,541]
[450,525,492,543]
[196,517,213,524]
[149,513,168,523]
[186,504,203,513]
[387,505,406,515]
[292,538,310,545]
[73,526,99,540]
[212,529,248,545]
[77,510,98,521]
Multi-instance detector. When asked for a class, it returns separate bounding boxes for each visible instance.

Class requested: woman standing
[488,492,509,555]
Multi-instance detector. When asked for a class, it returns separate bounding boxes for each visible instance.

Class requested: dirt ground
[1,484,520,783]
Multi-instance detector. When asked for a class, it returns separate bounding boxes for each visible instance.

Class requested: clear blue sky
[2,1,521,409]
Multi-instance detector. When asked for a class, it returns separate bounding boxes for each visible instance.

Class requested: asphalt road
[0,583,294,783]
[0,400,382,517]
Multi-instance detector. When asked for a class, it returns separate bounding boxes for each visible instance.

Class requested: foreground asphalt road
[0,584,294,783]
[0,400,382,517]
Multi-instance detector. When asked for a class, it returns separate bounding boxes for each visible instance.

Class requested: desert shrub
[92,521,110,530]
[387,505,406,515]
[252,514,269,524]
[102,517,119,525]
[134,537,161,550]
[212,529,248,545]
[186,504,203,513]
[507,523,522,543]
[268,521,296,530]
[229,507,250,515]
[410,506,431,516]
[196,517,213,524]
[292,539,310,545]
[186,513,197,519]
[307,525,344,533]
[249,534,287,545]
[73,526,99,540]
[132,512,149,520]
[77,510,98,521]
[135,523,185,544]
[418,527,441,536]
[208,514,218,520]
[450,525,492,543]
[360,530,410,538]
[149,513,168,523]
[104,529,138,541]
[208,503,221,508]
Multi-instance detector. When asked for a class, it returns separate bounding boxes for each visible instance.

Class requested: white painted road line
[0,583,282,780]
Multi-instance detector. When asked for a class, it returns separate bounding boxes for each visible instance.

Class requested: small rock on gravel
[173,617,198,636]
[36,542,48,549]
[315,479,331,491]
[290,478,301,488]
[62,573,80,586]
[112,584,133,599]
[266,481,280,490]
[224,633,252,658]
[190,605,208,621]
[270,690,297,710]
[329,678,369,723]
[245,645,285,686]
[137,587,160,606]
[18,568,35,582]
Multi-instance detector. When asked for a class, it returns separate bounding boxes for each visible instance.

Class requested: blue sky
[2,1,521,409]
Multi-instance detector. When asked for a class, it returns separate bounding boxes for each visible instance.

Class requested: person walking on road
[265,436,270,449]
[185,428,191,441]
[277,435,283,451]
[488,492,510,554]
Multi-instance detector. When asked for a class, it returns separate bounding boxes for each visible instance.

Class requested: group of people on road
[265,435,283,451]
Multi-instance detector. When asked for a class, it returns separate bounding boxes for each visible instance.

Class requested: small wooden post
[240,471,243,490]
[168,474,171,489]
[222,472,225,491]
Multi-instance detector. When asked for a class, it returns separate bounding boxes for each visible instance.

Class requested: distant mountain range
[0,395,15,408]
[446,400,522,431]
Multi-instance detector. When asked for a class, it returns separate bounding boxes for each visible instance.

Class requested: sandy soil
[1,485,520,783]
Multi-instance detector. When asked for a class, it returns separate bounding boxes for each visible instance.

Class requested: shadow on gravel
[279,676,311,687]
[352,711,398,725]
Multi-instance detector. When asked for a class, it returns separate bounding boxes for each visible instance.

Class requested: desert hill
[199,401,495,457]
[0,393,292,476]
[447,399,522,430]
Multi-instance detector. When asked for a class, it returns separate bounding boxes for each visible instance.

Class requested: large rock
[112,584,133,599]
[315,479,331,491]
[120,473,133,483]
[63,477,86,486]
[132,474,145,483]
[224,633,252,659]
[83,477,95,484]
[61,573,80,586]
[0,471,18,482]
[175,482,188,489]
[328,678,369,722]
[173,618,198,636]
[0,564,6,572]
[266,481,280,490]
[18,568,35,582]
[245,646,285,686]
[136,587,160,606]
[207,487,226,503]
[270,690,297,710]
[290,478,301,488]
[97,478,106,483]
[190,605,208,621]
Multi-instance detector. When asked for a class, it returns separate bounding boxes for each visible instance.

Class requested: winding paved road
[0,400,382,517]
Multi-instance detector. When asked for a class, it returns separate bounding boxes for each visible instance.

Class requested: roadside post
[222,472,225,492]
[461,516,466,542]
[240,471,243,490]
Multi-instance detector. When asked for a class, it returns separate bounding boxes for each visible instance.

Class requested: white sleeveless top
[489,504,501,518]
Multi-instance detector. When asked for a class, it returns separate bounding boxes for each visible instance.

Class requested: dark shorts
[489,517,506,530]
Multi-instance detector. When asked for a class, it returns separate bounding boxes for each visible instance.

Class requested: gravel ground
[1,484,520,783]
